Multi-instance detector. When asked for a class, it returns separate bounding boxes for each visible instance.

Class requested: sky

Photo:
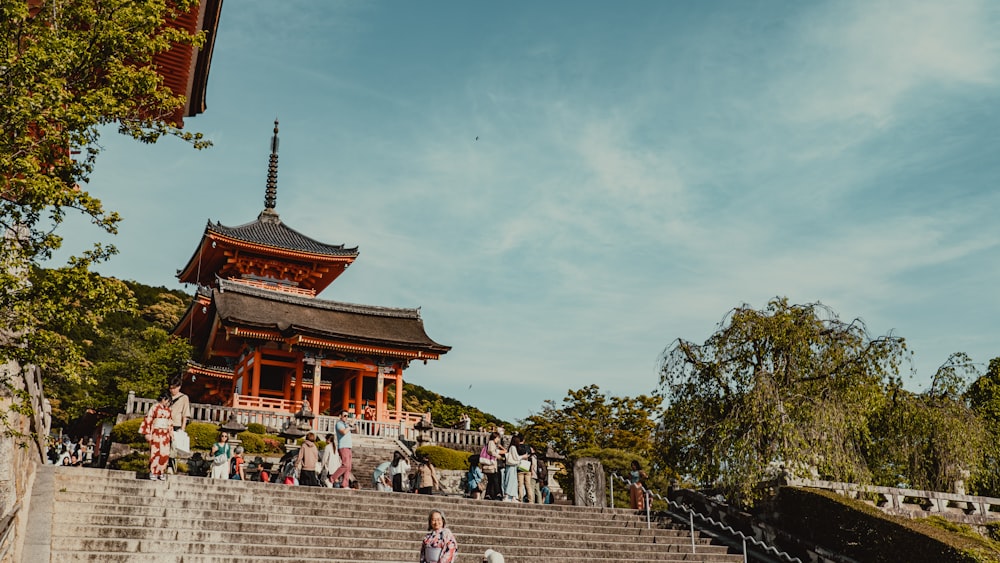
[58,0,1000,423]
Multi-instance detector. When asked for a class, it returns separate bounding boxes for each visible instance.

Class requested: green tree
[520,384,661,459]
[866,353,985,491]
[658,298,908,506]
[966,357,1000,496]
[1,0,208,438]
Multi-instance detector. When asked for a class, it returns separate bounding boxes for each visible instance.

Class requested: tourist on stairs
[296,432,321,486]
[139,391,173,481]
[502,435,523,502]
[420,509,457,563]
[389,451,410,492]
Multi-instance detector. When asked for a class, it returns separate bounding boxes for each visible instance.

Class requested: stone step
[48,467,743,562]
[52,512,708,547]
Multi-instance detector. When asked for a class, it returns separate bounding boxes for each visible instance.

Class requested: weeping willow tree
[657,298,908,506]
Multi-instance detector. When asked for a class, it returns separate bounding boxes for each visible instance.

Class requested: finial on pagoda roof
[261,118,280,222]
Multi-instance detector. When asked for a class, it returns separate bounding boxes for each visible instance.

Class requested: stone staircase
[28,465,743,562]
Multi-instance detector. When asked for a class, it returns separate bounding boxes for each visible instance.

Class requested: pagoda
[172,121,450,423]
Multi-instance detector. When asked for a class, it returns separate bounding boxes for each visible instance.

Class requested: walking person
[296,432,321,486]
[629,460,648,510]
[209,431,232,479]
[319,433,341,487]
[139,391,173,481]
[480,431,504,500]
[420,509,458,563]
[329,411,354,488]
[389,451,410,492]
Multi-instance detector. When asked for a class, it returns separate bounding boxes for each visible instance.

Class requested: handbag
[171,429,190,456]
[212,453,228,467]
[517,458,531,473]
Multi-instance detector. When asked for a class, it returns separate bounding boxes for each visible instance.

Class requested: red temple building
[173,122,450,424]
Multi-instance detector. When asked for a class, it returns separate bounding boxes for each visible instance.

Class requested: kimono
[420,527,457,563]
[139,403,173,477]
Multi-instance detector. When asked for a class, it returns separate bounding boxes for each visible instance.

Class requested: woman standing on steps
[209,432,232,479]
[480,431,505,500]
[139,391,173,481]
[420,509,458,563]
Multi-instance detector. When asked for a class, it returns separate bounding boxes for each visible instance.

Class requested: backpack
[536,461,548,484]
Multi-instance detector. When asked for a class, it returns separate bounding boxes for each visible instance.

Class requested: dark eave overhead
[212,279,450,354]
[206,215,359,258]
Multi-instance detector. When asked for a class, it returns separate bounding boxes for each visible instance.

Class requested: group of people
[46,435,95,467]
[468,431,552,503]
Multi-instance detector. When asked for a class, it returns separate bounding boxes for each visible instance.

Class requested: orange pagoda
[173,121,450,424]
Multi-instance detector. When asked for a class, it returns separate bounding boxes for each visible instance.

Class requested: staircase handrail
[609,472,802,563]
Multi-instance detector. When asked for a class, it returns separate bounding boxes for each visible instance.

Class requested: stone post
[573,457,606,507]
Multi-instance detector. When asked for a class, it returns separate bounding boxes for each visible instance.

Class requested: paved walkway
[21,463,53,563]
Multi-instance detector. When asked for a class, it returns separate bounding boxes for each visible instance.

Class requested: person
[502,435,522,502]
[167,379,190,471]
[209,431,232,479]
[389,451,410,492]
[483,549,505,563]
[534,455,548,504]
[516,441,535,503]
[414,456,440,495]
[466,454,485,499]
[329,411,354,488]
[480,431,505,500]
[319,433,341,487]
[139,392,173,480]
[296,432,321,486]
[629,460,648,510]
[231,446,246,480]
[167,380,189,432]
[461,413,471,431]
[187,452,209,477]
[420,509,457,563]
[374,461,392,492]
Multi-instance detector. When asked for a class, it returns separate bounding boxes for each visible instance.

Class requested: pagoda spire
[260,119,280,222]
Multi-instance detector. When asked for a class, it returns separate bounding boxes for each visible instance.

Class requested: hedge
[415,445,470,470]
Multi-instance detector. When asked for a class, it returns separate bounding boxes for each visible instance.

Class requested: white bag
[172,429,191,456]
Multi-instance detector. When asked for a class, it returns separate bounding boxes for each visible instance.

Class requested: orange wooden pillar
[354,371,364,417]
[250,349,262,397]
[394,371,403,421]
[375,368,385,421]
[341,374,351,414]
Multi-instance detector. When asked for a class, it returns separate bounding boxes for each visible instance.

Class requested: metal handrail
[608,472,802,563]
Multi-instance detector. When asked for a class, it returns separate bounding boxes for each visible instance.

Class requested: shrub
[110,418,145,447]
[237,431,265,453]
[246,423,267,434]
[110,451,149,473]
[261,437,284,453]
[186,422,220,450]
[415,445,470,470]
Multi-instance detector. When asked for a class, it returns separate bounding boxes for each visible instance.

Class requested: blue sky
[60,1,1000,422]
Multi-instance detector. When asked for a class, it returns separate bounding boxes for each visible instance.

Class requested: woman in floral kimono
[139,392,173,480]
[420,509,457,563]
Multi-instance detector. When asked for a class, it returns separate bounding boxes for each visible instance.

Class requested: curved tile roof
[206,214,359,257]
[213,280,450,354]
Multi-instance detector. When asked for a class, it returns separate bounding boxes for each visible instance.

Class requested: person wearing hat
[483,549,505,563]
[329,411,355,488]
[420,509,457,563]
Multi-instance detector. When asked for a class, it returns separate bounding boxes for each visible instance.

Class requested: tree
[865,353,985,492]
[1,0,209,438]
[966,356,1000,496]
[657,298,908,506]
[520,384,661,459]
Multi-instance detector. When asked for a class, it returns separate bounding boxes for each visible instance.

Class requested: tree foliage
[966,357,1000,496]
[866,353,985,492]
[520,384,661,459]
[658,298,908,505]
[0,0,209,438]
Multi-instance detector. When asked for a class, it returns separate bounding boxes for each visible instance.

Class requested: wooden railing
[230,394,303,412]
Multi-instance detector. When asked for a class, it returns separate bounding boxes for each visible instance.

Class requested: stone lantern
[221,414,247,445]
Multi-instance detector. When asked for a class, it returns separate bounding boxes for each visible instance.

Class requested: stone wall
[0,361,50,563]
